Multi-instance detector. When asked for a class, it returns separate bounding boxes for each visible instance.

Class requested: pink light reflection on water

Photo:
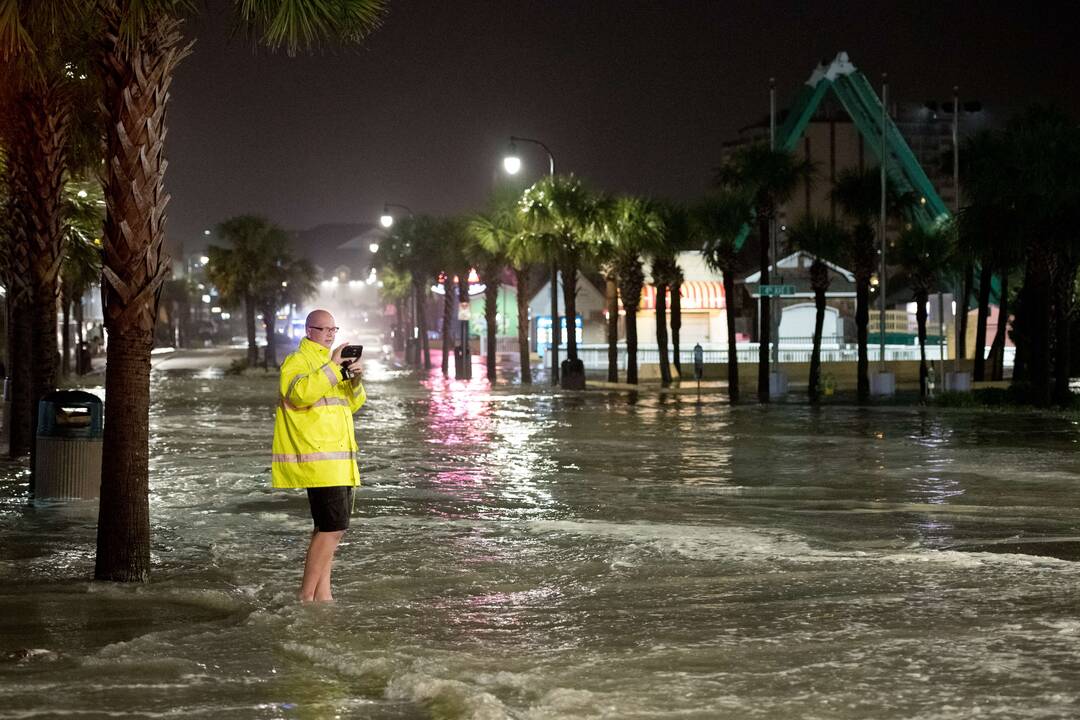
[420,363,498,517]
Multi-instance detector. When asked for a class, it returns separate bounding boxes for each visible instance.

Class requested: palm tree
[716,143,813,402]
[78,1,387,582]
[257,248,316,369]
[1,2,100,459]
[207,215,275,367]
[470,193,540,385]
[0,146,34,458]
[786,217,850,402]
[955,130,1018,382]
[1008,107,1080,406]
[432,218,469,376]
[655,203,696,380]
[697,190,753,404]
[520,174,600,389]
[896,226,954,399]
[378,214,441,370]
[376,266,412,352]
[60,177,105,376]
[831,166,910,403]
[597,197,663,385]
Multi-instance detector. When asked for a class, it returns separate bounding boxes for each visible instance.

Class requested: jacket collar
[299,337,331,361]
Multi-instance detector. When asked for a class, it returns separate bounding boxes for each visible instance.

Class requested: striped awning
[639,281,725,311]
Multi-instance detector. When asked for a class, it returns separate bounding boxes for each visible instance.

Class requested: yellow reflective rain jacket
[271,338,366,488]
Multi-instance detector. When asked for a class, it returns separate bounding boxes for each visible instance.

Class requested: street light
[379,202,413,228]
[380,202,418,365]
[503,135,555,177]
[501,135,559,384]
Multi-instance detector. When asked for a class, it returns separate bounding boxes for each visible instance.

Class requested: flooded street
[4,358,1080,719]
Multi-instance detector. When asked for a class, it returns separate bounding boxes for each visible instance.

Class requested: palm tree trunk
[1052,263,1075,406]
[656,282,672,386]
[75,300,86,375]
[973,263,992,381]
[989,272,1009,382]
[549,260,559,385]
[96,329,153,582]
[62,298,72,377]
[917,290,929,399]
[457,273,470,379]
[441,276,453,375]
[562,257,579,361]
[958,263,973,359]
[856,277,870,403]
[625,306,639,384]
[394,299,405,351]
[95,5,190,582]
[809,281,826,403]
[262,307,276,369]
[244,294,258,367]
[1027,248,1052,407]
[605,276,618,383]
[24,87,71,472]
[723,266,739,403]
[757,214,771,403]
[671,279,683,376]
[2,111,35,458]
[514,268,531,384]
[5,291,33,458]
[485,280,499,383]
[418,282,431,370]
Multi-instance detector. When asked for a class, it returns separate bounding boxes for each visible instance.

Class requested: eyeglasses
[307,325,339,333]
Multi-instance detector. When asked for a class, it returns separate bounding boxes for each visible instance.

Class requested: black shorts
[306,486,353,532]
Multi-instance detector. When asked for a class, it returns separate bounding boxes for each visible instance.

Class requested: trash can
[34,390,103,499]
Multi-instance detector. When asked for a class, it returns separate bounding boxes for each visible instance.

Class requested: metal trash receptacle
[34,390,103,499]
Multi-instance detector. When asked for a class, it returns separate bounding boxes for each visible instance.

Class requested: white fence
[567,340,1014,371]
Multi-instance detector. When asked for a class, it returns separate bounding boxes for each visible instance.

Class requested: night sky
[166,1,1075,253]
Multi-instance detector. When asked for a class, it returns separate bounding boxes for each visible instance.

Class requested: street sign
[457,302,471,321]
[759,284,796,296]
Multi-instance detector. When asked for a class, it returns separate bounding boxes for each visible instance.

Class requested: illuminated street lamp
[502,135,559,384]
[380,202,413,228]
[503,135,554,177]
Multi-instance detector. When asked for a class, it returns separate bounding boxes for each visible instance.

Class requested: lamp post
[380,202,413,228]
[502,135,559,385]
[380,203,419,365]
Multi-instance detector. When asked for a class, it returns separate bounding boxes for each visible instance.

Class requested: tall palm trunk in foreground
[2,142,35,458]
[95,8,189,582]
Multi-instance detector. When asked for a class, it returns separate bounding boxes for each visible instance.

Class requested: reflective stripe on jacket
[271,337,366,488]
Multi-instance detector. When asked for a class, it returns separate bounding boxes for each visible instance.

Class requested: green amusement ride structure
[737,51,952,249]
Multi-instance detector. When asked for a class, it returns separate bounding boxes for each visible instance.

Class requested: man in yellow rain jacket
[272,309,366,602]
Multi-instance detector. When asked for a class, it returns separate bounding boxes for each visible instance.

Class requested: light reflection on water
[4,369,1080,718]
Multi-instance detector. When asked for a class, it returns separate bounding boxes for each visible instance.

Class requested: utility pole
[952,85,961,375]
[769,78,780,371]
[879,74,888,372]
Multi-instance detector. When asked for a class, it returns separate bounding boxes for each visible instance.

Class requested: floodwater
[4,356,1080,719]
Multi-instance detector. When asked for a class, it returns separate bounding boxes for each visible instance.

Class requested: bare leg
[299,529,345,602]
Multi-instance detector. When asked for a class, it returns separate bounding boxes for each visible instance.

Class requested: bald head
[305,309,338,348]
